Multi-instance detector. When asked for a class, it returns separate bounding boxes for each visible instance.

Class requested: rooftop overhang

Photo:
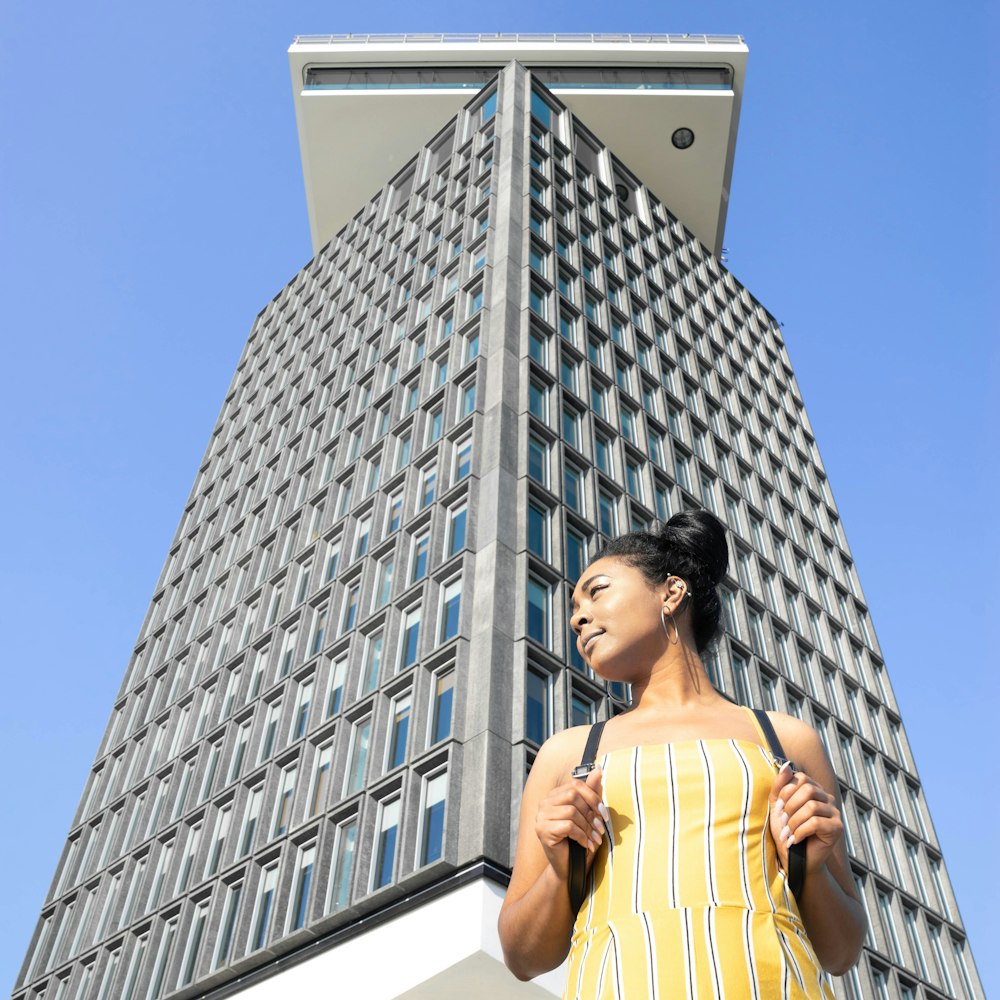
[289,34,748,258]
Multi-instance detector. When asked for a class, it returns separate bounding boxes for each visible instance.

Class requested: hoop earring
[604,680,631,710]
[662,609,679,644]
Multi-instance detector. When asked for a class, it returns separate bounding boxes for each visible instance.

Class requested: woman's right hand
[534,767,607,879]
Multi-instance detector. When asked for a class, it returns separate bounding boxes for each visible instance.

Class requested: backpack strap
[568,720,607,911]
[752,708,806,901]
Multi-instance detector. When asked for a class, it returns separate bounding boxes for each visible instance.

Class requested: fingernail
[787,833,796,846]
[780,812,789,827]
[593,816,605,833]
[591,830,602,845]
[781,825,790,843]
[599,803,610,822]
[775,797,785,812]
[779,760,792,774]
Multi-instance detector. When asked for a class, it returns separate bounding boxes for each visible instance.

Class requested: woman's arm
[498,728,606,980]
[770,713,868,975]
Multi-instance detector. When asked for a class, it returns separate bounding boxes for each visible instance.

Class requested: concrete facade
[13,55,986,1000]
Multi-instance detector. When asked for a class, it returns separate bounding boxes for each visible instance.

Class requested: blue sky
[1,0,995,995]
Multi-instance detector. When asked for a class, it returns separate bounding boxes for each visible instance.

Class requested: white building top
[289,34,748,256]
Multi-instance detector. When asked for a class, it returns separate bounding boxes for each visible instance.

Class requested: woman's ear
[662,576,688,616]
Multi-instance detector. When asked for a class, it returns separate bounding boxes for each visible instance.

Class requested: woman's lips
[584,631,604,654]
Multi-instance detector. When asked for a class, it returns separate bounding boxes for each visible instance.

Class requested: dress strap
[568,720,608,912]
[743,705,778,760]
[743,706,807,901]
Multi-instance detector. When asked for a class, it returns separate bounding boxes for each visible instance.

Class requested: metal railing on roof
[292,32,744,47]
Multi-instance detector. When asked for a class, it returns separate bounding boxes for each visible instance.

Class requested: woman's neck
[628,645,724,714]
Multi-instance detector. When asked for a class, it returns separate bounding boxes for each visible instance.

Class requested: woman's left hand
[768,762,844,874]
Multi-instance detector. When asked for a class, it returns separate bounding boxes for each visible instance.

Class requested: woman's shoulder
[764,711,831,769]
[530,724,599,784]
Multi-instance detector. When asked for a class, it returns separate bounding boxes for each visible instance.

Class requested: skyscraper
[12,35,985,1000]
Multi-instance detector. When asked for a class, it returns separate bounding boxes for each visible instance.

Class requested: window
[559,312,577,344]
[530,88,553,128]
[591,383,608,419]
[204,804,231,879]
[360,632,383,694]
[411,533,430,583]
[903,906,929,980]
[426,407,443,445]
[289,844,316,931]
[529,282,548,320]
[527,576,551,646]
[674,450,691,491]
[440,579,462,642]
[654,482,671,521]
[271,767,298,837]
[400,608,421,669]
[564,463,584,513]
[480,89,497,122]
[404,382,419,414]
[526,668,551,743]
[529,242,548,277]
[345,717,371,795]
[454,437,472,480]
[309,745,332,816]
[421,772,448,865]
[460,379,476,417]
[529,326,549,365]
[527,501,550,559]
[328,818,358,912]
[352,516,372,563]
[375,557,394,608]
[594,432,612,475]
[259,700,282,761]
[373,798,401,889]
[250,865,278,950]
[625,459,643,502]
[420,466,437,508]
[528,379,548,420]
[748,608,767,657]
[571,691,595,727]
[560,354,578,393]
[293,678,313,738]
[562,406,580,450]
[431,671,454,743]
[239,786,263,856]
[598,490,617,537]
[732,653,751,705]
[566,527,587,582]
[395,434,411,472]
[326,656,346,716]
[528,435,549,485]
[326,541,341,581]
[211,881,243,970]
[588,335,606,368]
[176,901,207,988]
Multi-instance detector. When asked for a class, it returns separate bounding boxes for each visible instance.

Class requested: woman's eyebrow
[570,574,609,611]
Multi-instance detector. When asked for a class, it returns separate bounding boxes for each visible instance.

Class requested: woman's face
[570,557,669,682]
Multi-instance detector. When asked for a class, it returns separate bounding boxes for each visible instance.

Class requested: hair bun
[662,510,728,587]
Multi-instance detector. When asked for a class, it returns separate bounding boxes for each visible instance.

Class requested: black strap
[568,720,607,911]
[752,709,806,901]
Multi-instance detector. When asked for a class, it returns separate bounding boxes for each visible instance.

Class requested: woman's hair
[594,510,729,653]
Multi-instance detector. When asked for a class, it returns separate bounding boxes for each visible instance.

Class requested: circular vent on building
[671,127,695,150]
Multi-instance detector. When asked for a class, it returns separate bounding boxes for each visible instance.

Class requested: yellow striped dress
[564,708,835,999]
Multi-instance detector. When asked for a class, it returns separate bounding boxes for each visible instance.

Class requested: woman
[499,511,866,997]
